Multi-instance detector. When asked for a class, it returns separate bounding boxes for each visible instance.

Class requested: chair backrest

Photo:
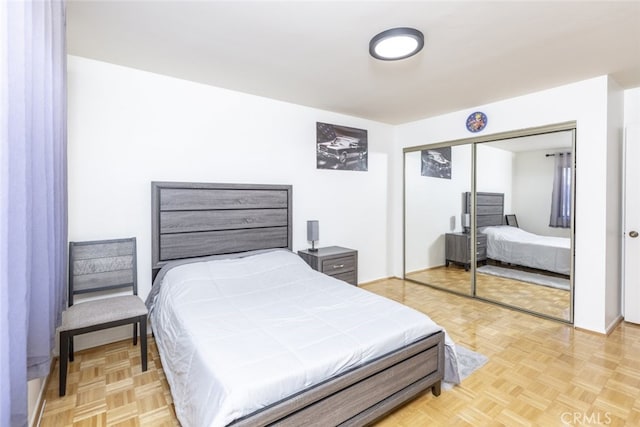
[68,237,137,306]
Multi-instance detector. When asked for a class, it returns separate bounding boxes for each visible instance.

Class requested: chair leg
[140,316,148,372]
[69,336,74,362]
[133,322,138,346]
[59,331,69,396]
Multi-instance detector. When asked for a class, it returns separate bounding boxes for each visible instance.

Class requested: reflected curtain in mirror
[549,152,572,228]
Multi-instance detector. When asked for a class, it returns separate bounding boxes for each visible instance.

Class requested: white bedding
[148,250,459,427]
[480,225,570,275]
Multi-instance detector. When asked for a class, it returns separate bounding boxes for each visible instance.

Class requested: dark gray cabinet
[298,246,358,285]
[445,233,487,270]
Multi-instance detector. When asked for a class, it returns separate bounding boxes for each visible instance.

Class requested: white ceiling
[66,1,640,125]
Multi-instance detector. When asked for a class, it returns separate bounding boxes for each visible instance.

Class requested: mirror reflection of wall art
[316,122,368,171]
[421,147,451,179]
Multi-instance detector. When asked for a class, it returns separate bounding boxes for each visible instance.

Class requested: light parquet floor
[41,279,640,427]
[40,338,178,427]
[406,265,571,320]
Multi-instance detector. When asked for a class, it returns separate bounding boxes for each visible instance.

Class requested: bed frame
[151,181,293,279]
[151,181,445,426]
[464,191,505,227]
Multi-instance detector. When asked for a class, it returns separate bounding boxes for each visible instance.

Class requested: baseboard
[574,326,607,336]
[605,315,624,335]
[574,316,622,337]
[405,266,447,275]
[358,276,402,286]
[31,358,55,427]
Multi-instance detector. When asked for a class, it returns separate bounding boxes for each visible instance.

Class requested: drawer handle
[332,264,345,269]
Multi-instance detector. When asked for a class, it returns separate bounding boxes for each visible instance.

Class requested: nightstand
[298,246,358,286]
[445,233,487,270]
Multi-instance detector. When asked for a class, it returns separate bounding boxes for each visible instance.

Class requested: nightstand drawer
[321,255,356,275]
[298,246,358,286]
[477,247,487,260]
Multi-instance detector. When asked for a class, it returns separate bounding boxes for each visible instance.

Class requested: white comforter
[481,225,570,275]
[148,250,459,427]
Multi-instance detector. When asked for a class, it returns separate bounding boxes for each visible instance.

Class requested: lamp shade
[462,213,471,228]
[307,220,319,241]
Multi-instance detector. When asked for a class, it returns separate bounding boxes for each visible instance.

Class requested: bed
[149,182,459,427]
[465,192,571,276]
[480,225,570,275]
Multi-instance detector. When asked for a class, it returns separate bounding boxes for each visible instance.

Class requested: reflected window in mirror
[505,214,518,227]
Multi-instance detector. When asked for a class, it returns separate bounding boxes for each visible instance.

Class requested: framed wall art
[316,122,368,171]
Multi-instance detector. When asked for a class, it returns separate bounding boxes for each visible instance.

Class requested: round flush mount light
[369,27,424,61]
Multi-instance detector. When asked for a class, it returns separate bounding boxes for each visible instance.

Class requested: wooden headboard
[464,192,504,227]
[151,182,292,278]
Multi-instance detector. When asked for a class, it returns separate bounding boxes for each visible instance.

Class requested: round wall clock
[466,111,487,133]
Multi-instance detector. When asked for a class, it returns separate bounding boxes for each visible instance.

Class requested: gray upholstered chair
[58,237,148,396]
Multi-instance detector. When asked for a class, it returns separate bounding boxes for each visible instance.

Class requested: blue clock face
[466,112,487,133]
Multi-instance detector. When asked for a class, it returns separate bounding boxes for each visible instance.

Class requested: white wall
[476,144,514,212]
[67,55,395,348]
[605,79,624,331]
[624,87,640,126]
[512,149,571,237]
[394,76,624,333]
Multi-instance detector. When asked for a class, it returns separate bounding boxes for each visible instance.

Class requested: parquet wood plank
[105,401,138,427]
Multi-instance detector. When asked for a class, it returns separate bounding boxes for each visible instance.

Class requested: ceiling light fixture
[369,27,424,61]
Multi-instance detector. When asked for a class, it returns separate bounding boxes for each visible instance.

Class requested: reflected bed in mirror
[467,192,571,276]
[481,225,570,275]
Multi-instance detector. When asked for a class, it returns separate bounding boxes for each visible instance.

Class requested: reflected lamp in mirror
[307,220,319,251]
[461,213,471,234]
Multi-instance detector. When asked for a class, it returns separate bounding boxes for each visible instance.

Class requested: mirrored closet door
[404,144,473,296]
[403,123,575,323]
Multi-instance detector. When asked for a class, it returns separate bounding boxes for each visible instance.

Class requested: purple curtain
[1,1,67,425]
[549,152,572,228]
